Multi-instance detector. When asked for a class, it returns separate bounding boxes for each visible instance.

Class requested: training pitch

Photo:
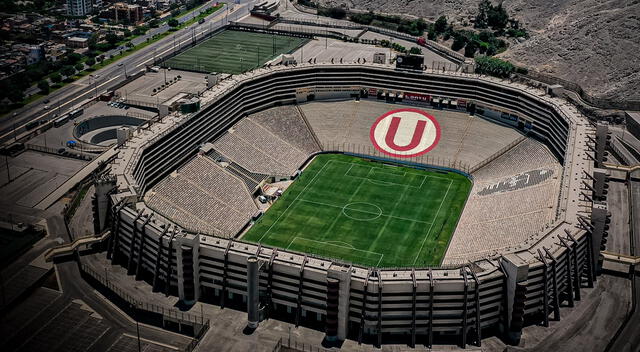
[243,154,471,267]
[164,30,308,74]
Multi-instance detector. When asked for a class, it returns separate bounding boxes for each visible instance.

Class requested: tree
[61,65,76,77]
[88,33,99,50]
[434,16,447,34]
[50,72,62,83]
[65,52,82,65]
[7,88,24,103]
[37,80,50,94]
[487,3,509,30]
[124,29,132,38]
[409,47,422,55]
[86,58,96,66]
[75,63,84,72]
[474,0,491,29]
[168,18,179,27]
[105,32,119,45]
[149,19,159,28]
[133,26,147,36]
[464,40,478,57]
[451,32,469,51]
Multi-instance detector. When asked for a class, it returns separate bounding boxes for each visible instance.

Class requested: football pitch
[164,30,308,74]
[242,154,472,267]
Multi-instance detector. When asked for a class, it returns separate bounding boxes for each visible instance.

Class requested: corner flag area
[242,154,471,267]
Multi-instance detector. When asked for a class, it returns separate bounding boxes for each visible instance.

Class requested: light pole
[89,74,99,97]
[130,303,141,352]
[4,154,10,183]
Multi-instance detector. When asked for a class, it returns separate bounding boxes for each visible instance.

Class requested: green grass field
[164,30,308,74]
[242,154,472,267]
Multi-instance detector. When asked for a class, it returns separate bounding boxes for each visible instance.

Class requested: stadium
[104,54,607,347]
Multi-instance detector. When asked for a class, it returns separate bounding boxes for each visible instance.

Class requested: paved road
[606,177,639,352]
[0,0,254,145]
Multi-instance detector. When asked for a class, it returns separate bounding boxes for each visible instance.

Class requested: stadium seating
[300,100,522,169]
[213,117,310,175]
[444,139,560,262]
[144,155,257,237]
[248,105,321,154]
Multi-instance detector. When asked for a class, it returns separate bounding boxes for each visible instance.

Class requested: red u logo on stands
[370,109,441,158]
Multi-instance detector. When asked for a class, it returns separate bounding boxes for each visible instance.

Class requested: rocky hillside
[318,0,640,102]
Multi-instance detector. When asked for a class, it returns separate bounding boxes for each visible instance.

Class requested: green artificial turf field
[164,30,308,74]
[242,154,472,267]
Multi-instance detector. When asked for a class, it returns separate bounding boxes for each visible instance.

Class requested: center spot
[341,202,383,221]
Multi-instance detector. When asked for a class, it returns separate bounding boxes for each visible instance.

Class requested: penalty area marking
[412,179,453,265]
[287,237,384,266]
[337,160,449,188]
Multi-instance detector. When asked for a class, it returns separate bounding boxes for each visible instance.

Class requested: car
[43,105,49,110]
[57,148,65,154]
[43,99,50,103]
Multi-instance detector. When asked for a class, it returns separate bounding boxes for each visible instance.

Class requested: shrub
[37,80,50,94]
[474,56,515,78]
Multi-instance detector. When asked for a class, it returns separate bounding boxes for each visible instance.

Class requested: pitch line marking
[331,159,451,180]
[341,202,383,221]
[412,179,453,265]
[326,241,356,249]
[287,237,384,265]
[335,159,447,188]
[256,159,331,243]
[298,198,434,225]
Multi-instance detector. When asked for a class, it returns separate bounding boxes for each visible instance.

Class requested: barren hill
[318,0,640,102]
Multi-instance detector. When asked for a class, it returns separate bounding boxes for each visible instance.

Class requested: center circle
[341,202,383,221]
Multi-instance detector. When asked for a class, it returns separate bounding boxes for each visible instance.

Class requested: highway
[0,0,253,145]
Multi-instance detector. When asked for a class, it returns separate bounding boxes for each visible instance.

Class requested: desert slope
[318,0,640,101]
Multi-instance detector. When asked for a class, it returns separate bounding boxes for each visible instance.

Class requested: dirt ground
[317,0,640,102]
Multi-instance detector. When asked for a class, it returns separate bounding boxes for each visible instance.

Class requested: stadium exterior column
[152,226,169,291]
[135,214,152,279]
[127,211,144,273]
[326,264,352,341]
[499,253,529,345]
[247,256,260,328]
[165,231,177,296]
[537,249,550,327]
[107,200,125,261]
[558,237,575,307]
[358,269,371,344]
[221,240,233,308]
[376,270,383,348]
[176,235,185,301]
[295,256,308,327]
[584,231,595,287]
[469,268,482,347]
[543,247,561,321]
[267,249,278,317]
[428,268,434,349]
[192,236,201,302]
[462,268,469,348]
[566,232,582,300]
[410,269,417,348]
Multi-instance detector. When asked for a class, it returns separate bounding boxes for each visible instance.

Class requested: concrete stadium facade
[106,63,604,347]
